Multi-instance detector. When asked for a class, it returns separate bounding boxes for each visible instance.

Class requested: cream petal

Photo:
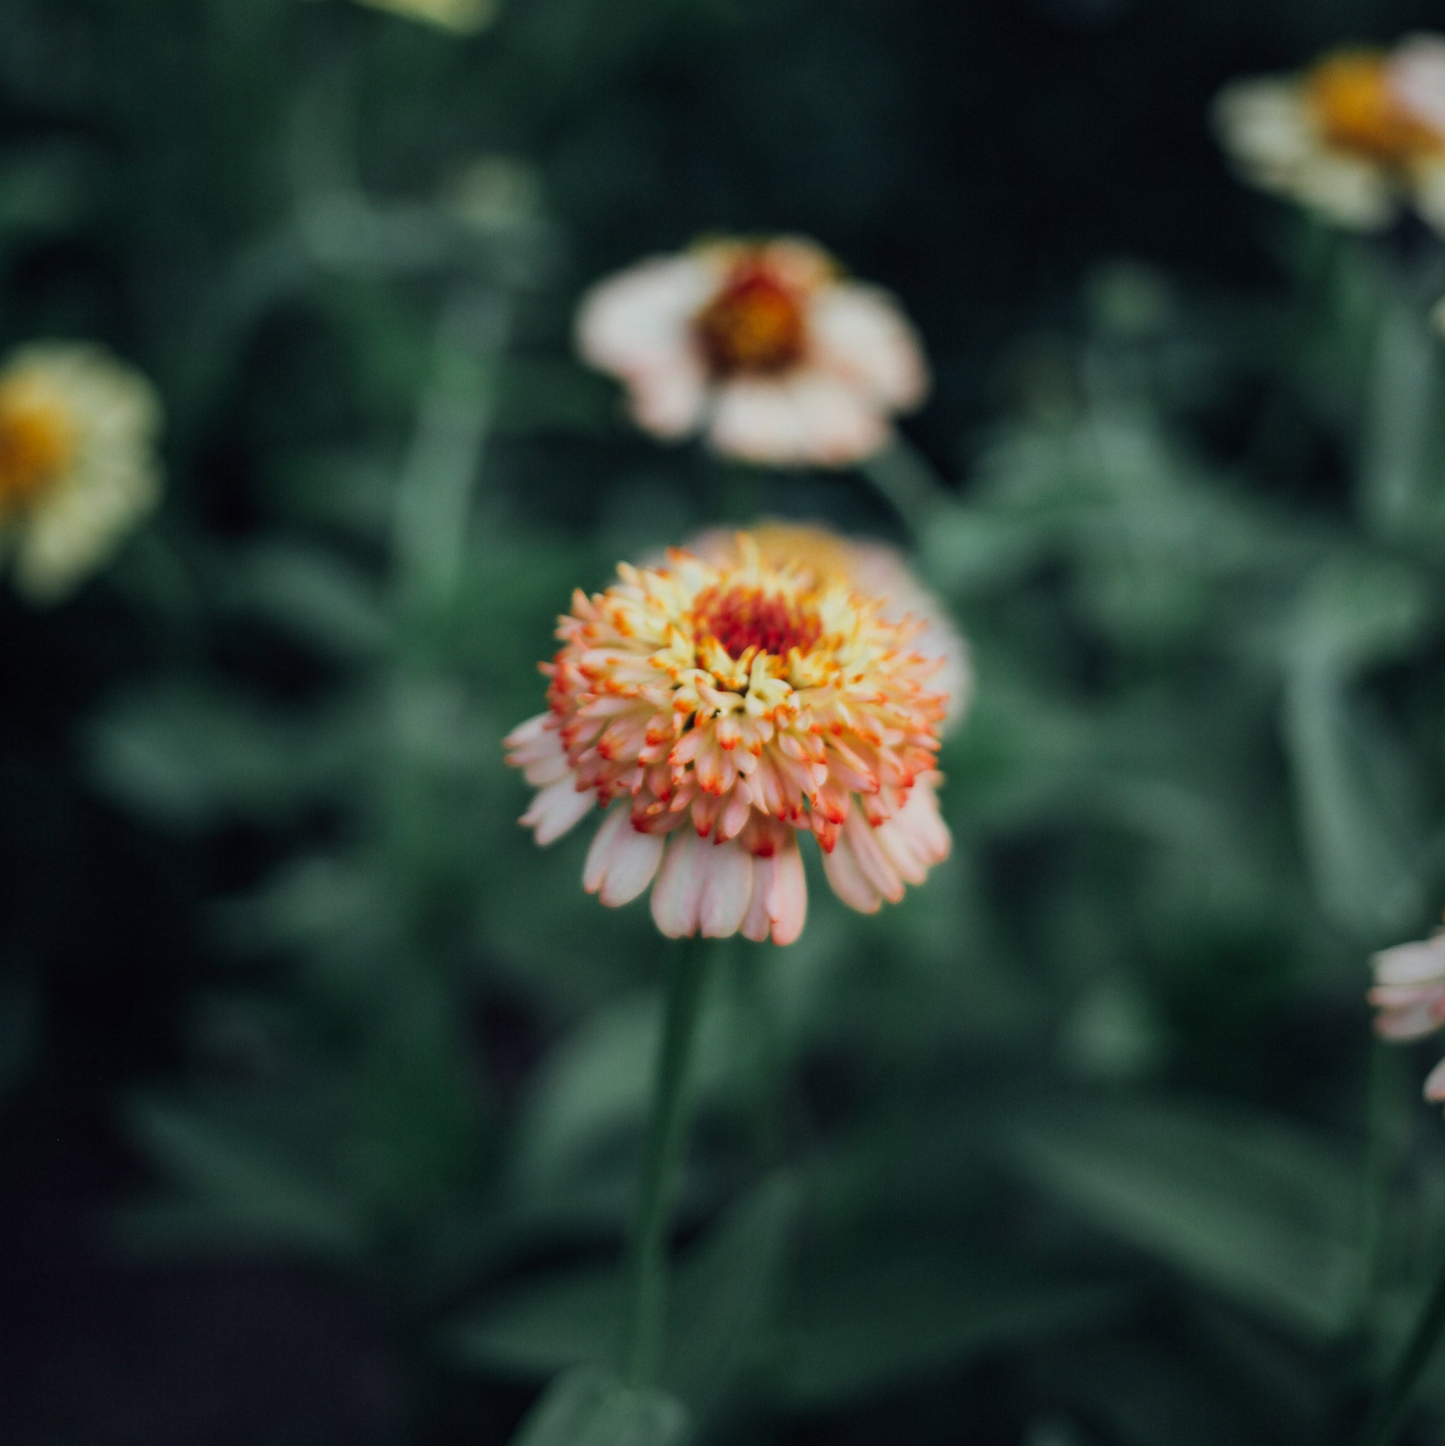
[891,778,952,866]
[521,775,596,845]
[841,808,904,903]
[1213,79,1319,175]
[627,356,709,439]
[651,830,708,938]
[575,255,716,379]
[1390,34,1445,136]
[505,712,555,750]
[698,840,754,938]
[1375,1004,1442,1041]
[767,841,808,945]
[1372,935,1445,987]
[707,373,888,468]
[808,283,929,411]
[821,831,882,914]
[584,806,667,907]
[1425,1055,1445,1102]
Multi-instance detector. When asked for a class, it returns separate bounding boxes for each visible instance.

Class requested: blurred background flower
[0,343,160,602]
[577,237,928,465]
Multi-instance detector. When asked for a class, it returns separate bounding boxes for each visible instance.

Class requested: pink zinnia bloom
[576,237,928,467]
[505,534,954,944]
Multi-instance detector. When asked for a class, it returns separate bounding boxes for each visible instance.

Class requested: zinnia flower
[1213,36,1445,232]
[504,534,953,944]
[576,237,929,467]
[0,343,162,603]
[346,0,495,32]
[686,521,971,734]
[1370,925,1445,1102]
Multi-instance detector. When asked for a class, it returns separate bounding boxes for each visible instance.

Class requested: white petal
[504,713,554,750]
[1372,935,1445,987]
[583,805,631,893]
[626,355,709,439]
[1425,1055,1445,1102]
[1391,34,1445,136]
[821,830,882,914]
[521,775,596,846]
[841,808,904,903]
[651,830,708,938]
[1375,1004,1441,1041]
[575,255,716,379]
[742,841,809,945]
[808,283,929,411]
[890,777,952,867]
[698,841,754,938]
[584,806,666,907]
[707,373,888,468]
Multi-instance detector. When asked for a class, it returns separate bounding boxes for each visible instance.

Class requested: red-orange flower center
[694,582,822,658]
[693,264,808,377]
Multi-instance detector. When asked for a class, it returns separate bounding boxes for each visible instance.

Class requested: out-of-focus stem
[1361,291,1436,542]
[1357,1245,1445,1446]
[392,286,511,615]
[859,435,947,542]
[620,937,715,1389]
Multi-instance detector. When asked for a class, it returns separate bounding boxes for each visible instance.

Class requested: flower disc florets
[505,534,953,943]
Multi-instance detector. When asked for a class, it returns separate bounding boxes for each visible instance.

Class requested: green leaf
[223,543,392,659]
[510,1368,689,1446]
[123,1097,369,1259]
[771,1246,1126,1409]
[86,684,357,828]
[1012,1098,1359,1339]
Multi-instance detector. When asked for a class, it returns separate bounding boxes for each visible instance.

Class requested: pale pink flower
[1213,37,1445,233]
[504,534,953,944]
[1370,927,1445,1103]
[575,237,928,467]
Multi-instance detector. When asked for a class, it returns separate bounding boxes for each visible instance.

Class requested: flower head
[576,237,929,467]
[0,343,162,603]
[505,533,954,943]
[1214,35,1445,232]
[1370,925,1445,1104]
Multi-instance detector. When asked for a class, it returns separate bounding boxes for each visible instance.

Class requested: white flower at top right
[1214,35,1445,233]
[575,236,929,469]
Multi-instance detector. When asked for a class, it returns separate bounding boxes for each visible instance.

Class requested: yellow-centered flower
[0,343,162,603]
[1214,35,1445,231]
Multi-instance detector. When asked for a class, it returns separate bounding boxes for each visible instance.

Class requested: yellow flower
[576,237,929,467]
[1214,35,1445,231]
[505,534,953,943]
[348,0,495,33]
[0,343,162,603]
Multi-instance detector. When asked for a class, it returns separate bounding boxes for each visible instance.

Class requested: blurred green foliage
[12,1,1445,1444]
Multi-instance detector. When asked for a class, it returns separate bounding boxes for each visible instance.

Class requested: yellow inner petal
[1305,48,1445,166]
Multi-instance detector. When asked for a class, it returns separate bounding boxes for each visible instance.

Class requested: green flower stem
[858,436,946,543]
[1355,1039,1409,1334]
[620,937,715,1389]
[1357,1247,1445,1446]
